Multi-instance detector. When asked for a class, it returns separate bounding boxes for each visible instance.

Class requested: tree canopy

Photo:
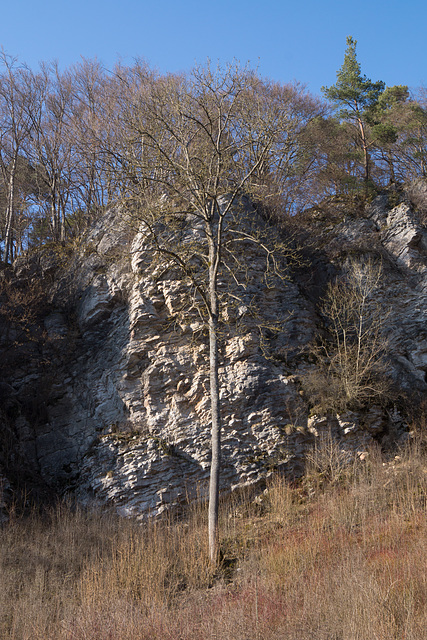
[322,36,385,118]
[0,46,426,262]
[321,36,385,183]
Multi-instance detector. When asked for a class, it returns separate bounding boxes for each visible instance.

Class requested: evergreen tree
[367,85,409,184]
[322,36,385,184]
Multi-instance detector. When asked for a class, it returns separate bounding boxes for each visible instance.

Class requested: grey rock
[2,189,425,516]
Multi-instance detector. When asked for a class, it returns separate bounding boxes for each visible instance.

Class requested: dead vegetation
[1,430,426,640]
[302,257,392,414]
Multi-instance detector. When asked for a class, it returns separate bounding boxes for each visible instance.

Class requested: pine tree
[322,36,385,184]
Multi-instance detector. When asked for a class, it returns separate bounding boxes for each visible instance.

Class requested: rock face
[322,194,427,392]
[1,190,426,516]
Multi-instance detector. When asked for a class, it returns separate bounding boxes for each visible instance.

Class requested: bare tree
[22,62,78,243]
[69,58,122,219]
[304,258,390,413]
[0,51,36,262]
[113,62,313,561]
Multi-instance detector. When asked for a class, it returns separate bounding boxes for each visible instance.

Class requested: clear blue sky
[1,0,426,96]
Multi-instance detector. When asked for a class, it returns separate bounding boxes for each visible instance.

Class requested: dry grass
[1,435,426,639]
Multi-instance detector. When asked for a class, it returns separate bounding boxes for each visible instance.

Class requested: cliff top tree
[0,51,36,263]
[366,85,409,184]
[322,36,385,185]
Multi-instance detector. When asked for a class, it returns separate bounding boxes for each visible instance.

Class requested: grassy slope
[1,434,426,640]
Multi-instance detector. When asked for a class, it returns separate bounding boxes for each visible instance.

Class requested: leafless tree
[113,61,316,561]
[304,258,390,413]
[0,51,35,262]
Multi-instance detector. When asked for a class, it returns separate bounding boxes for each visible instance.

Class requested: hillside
[1,184,427,518]
[1,430,426,639]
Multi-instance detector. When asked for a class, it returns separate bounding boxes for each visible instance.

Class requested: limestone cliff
[1,189,426,516]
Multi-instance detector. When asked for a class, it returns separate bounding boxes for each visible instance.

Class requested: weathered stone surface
[367,198,427,390]
[73,215,313,514]
[1,191,424,517]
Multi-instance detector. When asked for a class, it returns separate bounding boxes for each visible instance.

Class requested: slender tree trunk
[51,193,57,240]
[386,151,395,185]
[208,310,221,563]
[60,203,66,242]
[4,157,17,264]
[59,189,68,241]
[417,143,427,178]
[3,205,13,263]
[208,225,221,564]
[357,116,370,184]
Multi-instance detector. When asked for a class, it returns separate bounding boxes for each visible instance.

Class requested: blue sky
[1,0,426,96]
